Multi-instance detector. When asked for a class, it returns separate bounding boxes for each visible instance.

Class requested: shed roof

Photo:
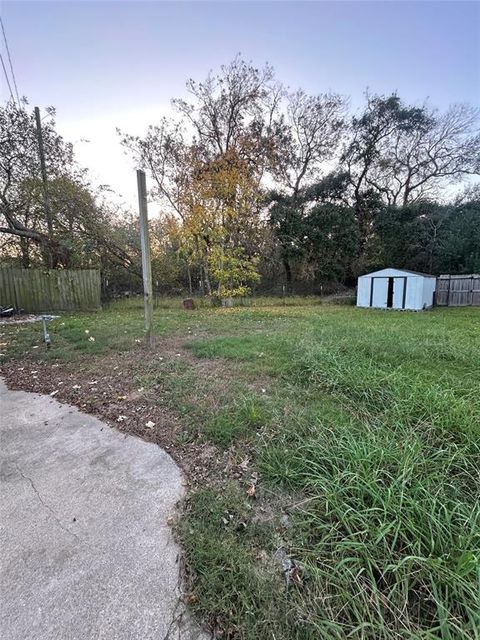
[359,268,436,279]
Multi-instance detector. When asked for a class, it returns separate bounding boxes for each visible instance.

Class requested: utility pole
[34,106,53,268]
[136,169,154,347]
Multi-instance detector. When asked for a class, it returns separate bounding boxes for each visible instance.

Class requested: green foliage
[208,247,261,298]
[375,197,480,274]
[0,101,139,276]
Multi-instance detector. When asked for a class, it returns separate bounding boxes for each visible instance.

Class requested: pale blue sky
[2,0,479,205]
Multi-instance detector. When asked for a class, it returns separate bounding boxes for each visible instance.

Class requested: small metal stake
[40,315,59,348]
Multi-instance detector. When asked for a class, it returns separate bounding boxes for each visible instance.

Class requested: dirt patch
[0,314,41,325]
[0,335,252,489]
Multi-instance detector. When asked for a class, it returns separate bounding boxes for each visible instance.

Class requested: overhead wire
[0,16,20,105]
[0,52,15,103]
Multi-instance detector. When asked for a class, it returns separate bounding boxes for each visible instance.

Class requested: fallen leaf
[289,565,303,587]
[246,483,256,498]
[184,593,198,605]
[239,458,250,471]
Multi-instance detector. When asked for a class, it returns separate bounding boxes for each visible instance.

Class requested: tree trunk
[20,237,30,268]
[187,264,193,295]
[283,258,292,289]
[203,263,212,296]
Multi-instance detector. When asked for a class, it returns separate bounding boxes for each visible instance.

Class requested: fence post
[136,170,154,347]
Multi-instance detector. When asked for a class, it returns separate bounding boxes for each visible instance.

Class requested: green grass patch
[2,300,479,638]
[204,394,271,446]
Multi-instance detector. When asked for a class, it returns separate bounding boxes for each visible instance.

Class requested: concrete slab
[0,378,208,640]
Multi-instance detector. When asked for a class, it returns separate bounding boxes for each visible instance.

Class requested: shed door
[393,277,406,309]
[371,278,388,308]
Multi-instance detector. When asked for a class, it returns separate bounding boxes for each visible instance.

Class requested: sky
[2,0,480,208]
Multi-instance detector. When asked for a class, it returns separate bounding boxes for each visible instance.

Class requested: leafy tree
[268,192,306,287]
[120,57,281,297]
[303,203,358,283]
[343,94,480,252]
[269,91,347,283]
[269,172,357,287]
[441,198,480,273]
[179,148,263,295]
[0,100,75,265]
[0,100,137,274]
[375,193,480,275]
[342,94,429,249]
[208,246,260,298]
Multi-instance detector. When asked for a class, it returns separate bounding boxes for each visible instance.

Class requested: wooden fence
[0,268,101,312]
[436,274,480,307]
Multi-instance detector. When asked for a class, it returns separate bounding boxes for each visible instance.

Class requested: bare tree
[344,95,480,208]
[172,55,278,157]
[378,104,480,205]
[119,118,190,220]
[275,90,346,197]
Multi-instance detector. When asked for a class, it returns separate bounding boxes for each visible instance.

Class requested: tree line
[1,57,479,297]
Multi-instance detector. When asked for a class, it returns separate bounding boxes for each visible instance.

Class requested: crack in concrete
[15,464,82,543]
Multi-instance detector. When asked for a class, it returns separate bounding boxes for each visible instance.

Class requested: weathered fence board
[436,274,480,307]
[0,268,101,312]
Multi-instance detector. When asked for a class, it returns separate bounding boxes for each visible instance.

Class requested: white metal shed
[357,268,436,311]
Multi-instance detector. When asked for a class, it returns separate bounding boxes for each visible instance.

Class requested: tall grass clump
[257,337,480,638]
[260,408,479,638]
[288,339,479,437]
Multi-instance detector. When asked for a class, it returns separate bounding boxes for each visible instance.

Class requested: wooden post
[34,106,54,267]
[136,170,154,346]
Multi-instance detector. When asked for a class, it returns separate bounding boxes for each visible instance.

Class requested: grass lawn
[1,298,479,639]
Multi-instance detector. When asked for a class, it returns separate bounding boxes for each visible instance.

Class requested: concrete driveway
[0,379,207,640]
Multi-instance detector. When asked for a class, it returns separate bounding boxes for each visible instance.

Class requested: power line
[0,17,20,105]
[0,52,15,103]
